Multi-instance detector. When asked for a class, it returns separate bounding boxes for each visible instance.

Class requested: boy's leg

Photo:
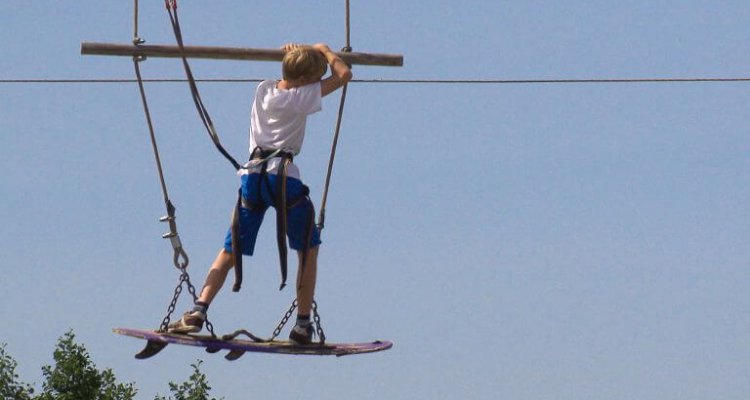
[168,249,234,334]
[169,173,265,334]
[296,246,319,315]
[290,246,318,344]
[272,176,322,343]
[197,248,235,304]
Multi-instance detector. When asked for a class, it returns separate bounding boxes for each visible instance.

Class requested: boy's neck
[277,77,310,90]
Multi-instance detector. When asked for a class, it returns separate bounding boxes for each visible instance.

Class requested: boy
[168,43,352,345]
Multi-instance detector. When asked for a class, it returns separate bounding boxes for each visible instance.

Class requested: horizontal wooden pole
[81,42,403,67]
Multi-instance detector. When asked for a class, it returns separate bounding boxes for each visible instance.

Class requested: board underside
[114,327,392,359]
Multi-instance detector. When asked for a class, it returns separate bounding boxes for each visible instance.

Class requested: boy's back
[248,79,323,179]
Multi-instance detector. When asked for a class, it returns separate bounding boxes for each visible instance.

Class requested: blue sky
[1,1,749,399]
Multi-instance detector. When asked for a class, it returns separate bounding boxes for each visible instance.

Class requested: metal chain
[181,268,217,337]
[312,300,327,344]
[268,300,327,344]
[269,300,298,341]
[157,267,217,337]
[157,273,183,332]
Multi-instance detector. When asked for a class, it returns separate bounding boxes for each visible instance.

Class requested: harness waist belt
[250,148,294,162]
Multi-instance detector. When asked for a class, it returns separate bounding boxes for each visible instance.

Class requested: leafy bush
[1,331,220,400]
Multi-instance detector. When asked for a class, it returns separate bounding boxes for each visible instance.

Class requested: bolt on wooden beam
[81,42,403,67]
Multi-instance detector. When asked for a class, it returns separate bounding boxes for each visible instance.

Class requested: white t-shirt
[244,79,322,179]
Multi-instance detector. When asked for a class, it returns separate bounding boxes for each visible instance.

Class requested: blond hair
[282,47,327,81]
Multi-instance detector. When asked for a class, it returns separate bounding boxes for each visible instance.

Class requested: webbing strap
[230,188,244,292]
[275,157,291,290]
[165,1,242,171]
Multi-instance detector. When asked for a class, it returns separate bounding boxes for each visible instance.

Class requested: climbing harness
[163,0,302,292]
[161,0,352,295]
[230,147,317,292]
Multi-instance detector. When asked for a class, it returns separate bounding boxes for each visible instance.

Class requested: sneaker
[289,324,314,345]
[167,310,205,334]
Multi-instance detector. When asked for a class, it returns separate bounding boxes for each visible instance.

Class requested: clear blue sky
[1,1,749,399]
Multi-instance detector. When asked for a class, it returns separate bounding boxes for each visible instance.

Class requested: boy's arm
[313,43,353,97]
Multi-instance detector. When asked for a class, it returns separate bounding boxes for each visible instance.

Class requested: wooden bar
[81,42,403,67]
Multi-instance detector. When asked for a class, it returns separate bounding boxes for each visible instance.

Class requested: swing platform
[114,327,393,359]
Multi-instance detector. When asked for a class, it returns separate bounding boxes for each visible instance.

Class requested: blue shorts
[223,173,322,255]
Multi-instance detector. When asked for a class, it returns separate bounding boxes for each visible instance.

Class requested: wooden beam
[81,42,403,67]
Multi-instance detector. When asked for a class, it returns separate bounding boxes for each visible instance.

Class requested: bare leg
[296,246,319,316]
[197,249,234,305]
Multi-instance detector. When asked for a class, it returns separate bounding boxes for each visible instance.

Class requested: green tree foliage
[2,331,221,400]
[35,330,137,400]
[154,361,222,400]
[0,343,34,400]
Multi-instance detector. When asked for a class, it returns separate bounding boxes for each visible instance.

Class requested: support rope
[5,77,750,85]
[317,0,352,231]
[298,0,354,345]
[133,0,143,44]
[165,0,242,171]
[131,0,216,337]
[317,85,348,230]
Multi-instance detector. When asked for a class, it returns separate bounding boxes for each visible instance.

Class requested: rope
[317,84,348,230]
[317,0,353,231]
[133,59,189,271]
[5,77,750,84]
[131,0,218,338]
[131,1,189,270]
[133,0,143,44]
[361,77,750,84]
[344,0,351,52]
[165,0,242,170]
[133,62,169,208]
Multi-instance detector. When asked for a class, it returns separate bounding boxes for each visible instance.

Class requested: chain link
[158,277,182,332]
[157,266,217,338]
[267,300,327,344]
[312,300,326,344]
[181,267,217,337]
[269,300,298,341]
